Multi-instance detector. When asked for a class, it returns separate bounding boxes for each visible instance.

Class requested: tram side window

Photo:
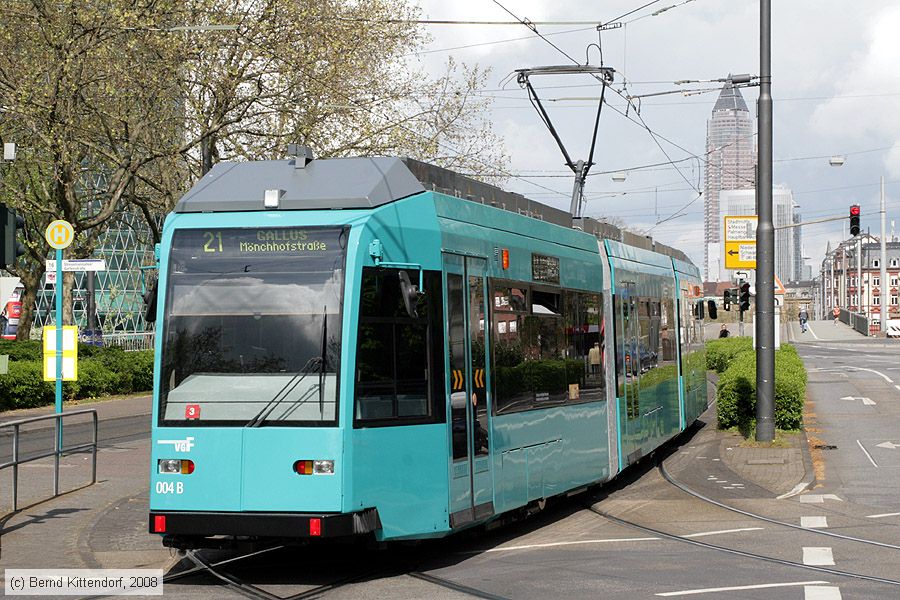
[493,283,603,414]
[661,296,676,363]
[354,268,445,426]
[564,291,605,402]
[492,284,532,413]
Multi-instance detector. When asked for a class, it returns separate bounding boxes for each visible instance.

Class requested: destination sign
[532,253,560,284]
[177,227,346,258]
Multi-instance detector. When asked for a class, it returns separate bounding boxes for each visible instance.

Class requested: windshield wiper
[246,307,330,428]
[244,356,321,427]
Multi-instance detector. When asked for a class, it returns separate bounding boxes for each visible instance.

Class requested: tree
[172,0,507,176]
[0,0,192,337]
[0,0,507,339]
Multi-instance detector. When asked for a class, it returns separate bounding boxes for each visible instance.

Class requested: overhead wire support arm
[515,65,615,219]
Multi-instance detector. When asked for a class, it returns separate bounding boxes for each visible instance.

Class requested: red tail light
[293,460,313,475]
[309,518,321,536]
[153,515,166,533]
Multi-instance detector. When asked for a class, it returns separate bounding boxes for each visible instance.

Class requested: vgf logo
[157,436,195,452]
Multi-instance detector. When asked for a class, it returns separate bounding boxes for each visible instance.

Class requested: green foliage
[716,344,807,433]
[0,347,154,411]
[0,362,55,410]
[705,336,754,373]
[0,339,43,362]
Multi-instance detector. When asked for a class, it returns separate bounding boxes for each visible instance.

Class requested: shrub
[0,339,43,362]
[0,346,155,409]
[716,343,807,432]
[71,360,130,399]
[706,336,754,373]
[0,361,55,410]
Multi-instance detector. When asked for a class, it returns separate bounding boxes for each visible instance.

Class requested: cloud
[810,5,900,177]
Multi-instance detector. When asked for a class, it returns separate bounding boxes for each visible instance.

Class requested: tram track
[162,544,511,600]
[658,460,900,551]
[588,505,900,588]
[580,450,900,591]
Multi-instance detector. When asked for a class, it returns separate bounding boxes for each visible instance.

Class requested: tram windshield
[158,226,348,426]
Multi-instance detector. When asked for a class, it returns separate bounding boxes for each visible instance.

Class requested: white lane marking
[805,323,821,340]
[682,527,763,538]
[481,536,659,552]
[849,367,894,383]
[655,581,830,597]
[778,482,813,499]
[801,516,829,528]
[800,494,843,503]
[895,385,900,392]
[805,585,843,600]
[857,440,879,468]
[480,527,764,553]
[867,512,900,519]
[803,547,835,566]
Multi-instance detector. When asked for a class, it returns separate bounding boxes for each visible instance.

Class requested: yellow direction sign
[45,220,75,250]
[724,215,758,269]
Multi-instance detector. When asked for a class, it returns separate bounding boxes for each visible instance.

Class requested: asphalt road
[8,333,900,599]
[0,413,150,464]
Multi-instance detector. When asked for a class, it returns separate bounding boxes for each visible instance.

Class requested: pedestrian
[588,342,601,374]
[833,306,840,325]
[799,307,809,333]
[718,324,730,338]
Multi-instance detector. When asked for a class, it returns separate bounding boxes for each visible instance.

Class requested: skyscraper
[704,80,756,281]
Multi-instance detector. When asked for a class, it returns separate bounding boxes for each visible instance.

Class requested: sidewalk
[0,394,170,574]
[786,318,869,343]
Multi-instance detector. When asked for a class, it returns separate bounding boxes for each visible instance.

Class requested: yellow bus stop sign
[45,220,74,250]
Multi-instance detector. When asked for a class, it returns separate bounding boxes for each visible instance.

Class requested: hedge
[0,342,154,411]
[706,336,754,373]
[715,343,807,432]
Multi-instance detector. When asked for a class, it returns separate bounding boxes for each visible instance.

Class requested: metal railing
[839,308,870,336]
[0,409,98,512]
[102,332,155,351]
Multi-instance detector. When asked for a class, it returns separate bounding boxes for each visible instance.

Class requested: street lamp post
[755,0,775,442]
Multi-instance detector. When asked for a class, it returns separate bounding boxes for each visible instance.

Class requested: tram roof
[174,157,426,213]
[173,154,692,266]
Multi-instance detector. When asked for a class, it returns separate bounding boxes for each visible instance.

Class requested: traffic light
[850,204,860,236]
[1,203,26,267]
[723,287,739,311]
[739,282,751,312]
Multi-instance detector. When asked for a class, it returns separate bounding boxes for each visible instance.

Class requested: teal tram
[147,151,711,548]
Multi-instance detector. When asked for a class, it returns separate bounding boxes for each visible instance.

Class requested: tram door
[444,253,494,527]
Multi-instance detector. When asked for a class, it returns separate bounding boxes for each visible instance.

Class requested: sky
[413,0,900,279]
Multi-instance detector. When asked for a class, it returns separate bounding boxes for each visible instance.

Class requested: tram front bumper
[149,508,380,539]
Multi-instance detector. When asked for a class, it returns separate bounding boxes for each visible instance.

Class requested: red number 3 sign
[185,404,201,419]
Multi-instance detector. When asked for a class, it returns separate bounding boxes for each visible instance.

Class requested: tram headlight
[158,459,195,474]
[293,459,335,475]
[158,459,180,474]
[313,460,334,475]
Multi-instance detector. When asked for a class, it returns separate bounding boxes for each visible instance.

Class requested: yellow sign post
[724,215,758,270]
